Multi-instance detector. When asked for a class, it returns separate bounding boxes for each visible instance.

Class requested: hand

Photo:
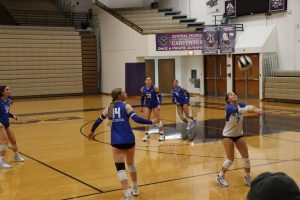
[254,108,263,115]
[13,115,19,120]
[157,105,160,111]
[87,132,95,140]
[0,123,3,128]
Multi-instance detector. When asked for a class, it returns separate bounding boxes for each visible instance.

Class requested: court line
[62,156,300,200]
[80,121,281,162]
[16,151,104,193]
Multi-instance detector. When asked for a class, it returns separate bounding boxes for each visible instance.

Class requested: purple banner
[219,25,236,53]
[225,0,236,17]
[269,0,284,12]
[156,33,203,51]
[202,26,219,54]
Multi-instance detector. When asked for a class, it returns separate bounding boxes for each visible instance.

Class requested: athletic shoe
[13,153,25,162]
[123,189,133,200]
[143,134,150,142]
[186,123,191,130]
[131,185,139,196]
[216,175,229,187]
[0,161,12,169]
[244,175,252,186]
[158,134,165,141]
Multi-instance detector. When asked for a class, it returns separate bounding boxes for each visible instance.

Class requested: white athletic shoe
[0,161,12,169]
[216,175,229,187]
[244,175,252,186]
[158,134,165,141]
[13,153,25,162]
[131,185,139,196]
[123,190,133,200]
[186,123,191,130]
[142,134,150,142]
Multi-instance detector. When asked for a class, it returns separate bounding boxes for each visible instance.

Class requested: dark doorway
[125,63,145,96]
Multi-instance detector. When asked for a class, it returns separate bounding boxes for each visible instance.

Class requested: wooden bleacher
[265,70,300,101]
[0,25,83,97]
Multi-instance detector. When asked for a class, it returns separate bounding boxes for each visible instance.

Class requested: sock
[219,172,225,177]
[124,188,131,196]
[132,181,137,187]
[0,156,4,162]
[145,131,149,135]
[159,131,164,135]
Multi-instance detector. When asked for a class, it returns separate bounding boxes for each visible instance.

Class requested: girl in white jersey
[216,92,262,187]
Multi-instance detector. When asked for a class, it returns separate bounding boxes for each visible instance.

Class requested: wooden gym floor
[1,94,299,200]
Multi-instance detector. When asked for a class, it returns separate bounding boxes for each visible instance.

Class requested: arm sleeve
[140,93,145,107]
[156,92,162,105]
[91,114,106,132]
[8,112,14,118]
[238,105,254,114]
[128,111,152,124]
[183,89,190,102]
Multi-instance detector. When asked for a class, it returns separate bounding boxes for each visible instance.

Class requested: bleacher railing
[93,0,143,34]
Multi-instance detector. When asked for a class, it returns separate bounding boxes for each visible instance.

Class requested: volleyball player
[171,79,196,130]
[140,77,165,142]
[88,88,157,200]
[0,85,24,169]
[216,91,262,187]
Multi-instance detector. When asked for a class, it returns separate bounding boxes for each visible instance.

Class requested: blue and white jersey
[110,101,135,145]
[0,97,13,127]
[222,103,250,137]
[171,86,189,105]
[141,85,159,108]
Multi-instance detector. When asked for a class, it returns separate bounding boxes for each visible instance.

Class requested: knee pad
[243,158,250,168]
[115,162,125,171]
[127,164,136,173]
[0,144,8,152]
[222,159,233,169]
[156,120,163,128]
[117,170,128,182]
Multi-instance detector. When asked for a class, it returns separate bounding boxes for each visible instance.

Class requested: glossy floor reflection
[0,95,299,200]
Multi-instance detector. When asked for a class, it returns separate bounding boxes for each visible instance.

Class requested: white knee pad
[243,158,250,168]
[0,144,8,152]
[117,170,128,182]
[156,120,163,128]
[222,159,233,169]
[127,164,136,173]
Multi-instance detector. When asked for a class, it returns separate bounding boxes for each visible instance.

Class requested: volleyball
[238,55,252,71]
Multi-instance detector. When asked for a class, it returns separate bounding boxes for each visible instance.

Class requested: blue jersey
[0,97,13,127]
[141,85,160,108]
[171,86,189,105]
[223,103,247,137]
[110,102,135,145]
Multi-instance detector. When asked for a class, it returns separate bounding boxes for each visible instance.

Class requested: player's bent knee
[127,164,136,173]
[243,158,250,168]
[222,159,233,169]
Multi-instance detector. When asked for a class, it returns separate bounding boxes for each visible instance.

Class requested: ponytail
[108,88,122,119]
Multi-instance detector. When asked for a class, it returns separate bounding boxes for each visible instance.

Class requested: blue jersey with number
[0,97,13,127]
[222,103,247,137]
[111,102,135,144]
[142,85,159,108]
[171,86,189,105]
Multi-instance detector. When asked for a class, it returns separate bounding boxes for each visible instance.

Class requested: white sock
[132,181,137,187]
[124,188,131,196]
[219,172,225,177]
[0,156,4,162]
[159,131,164,135]
[145,131,149,135]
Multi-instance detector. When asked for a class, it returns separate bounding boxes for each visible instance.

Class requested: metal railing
[93,0,143,34]
[213,15,244,31]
